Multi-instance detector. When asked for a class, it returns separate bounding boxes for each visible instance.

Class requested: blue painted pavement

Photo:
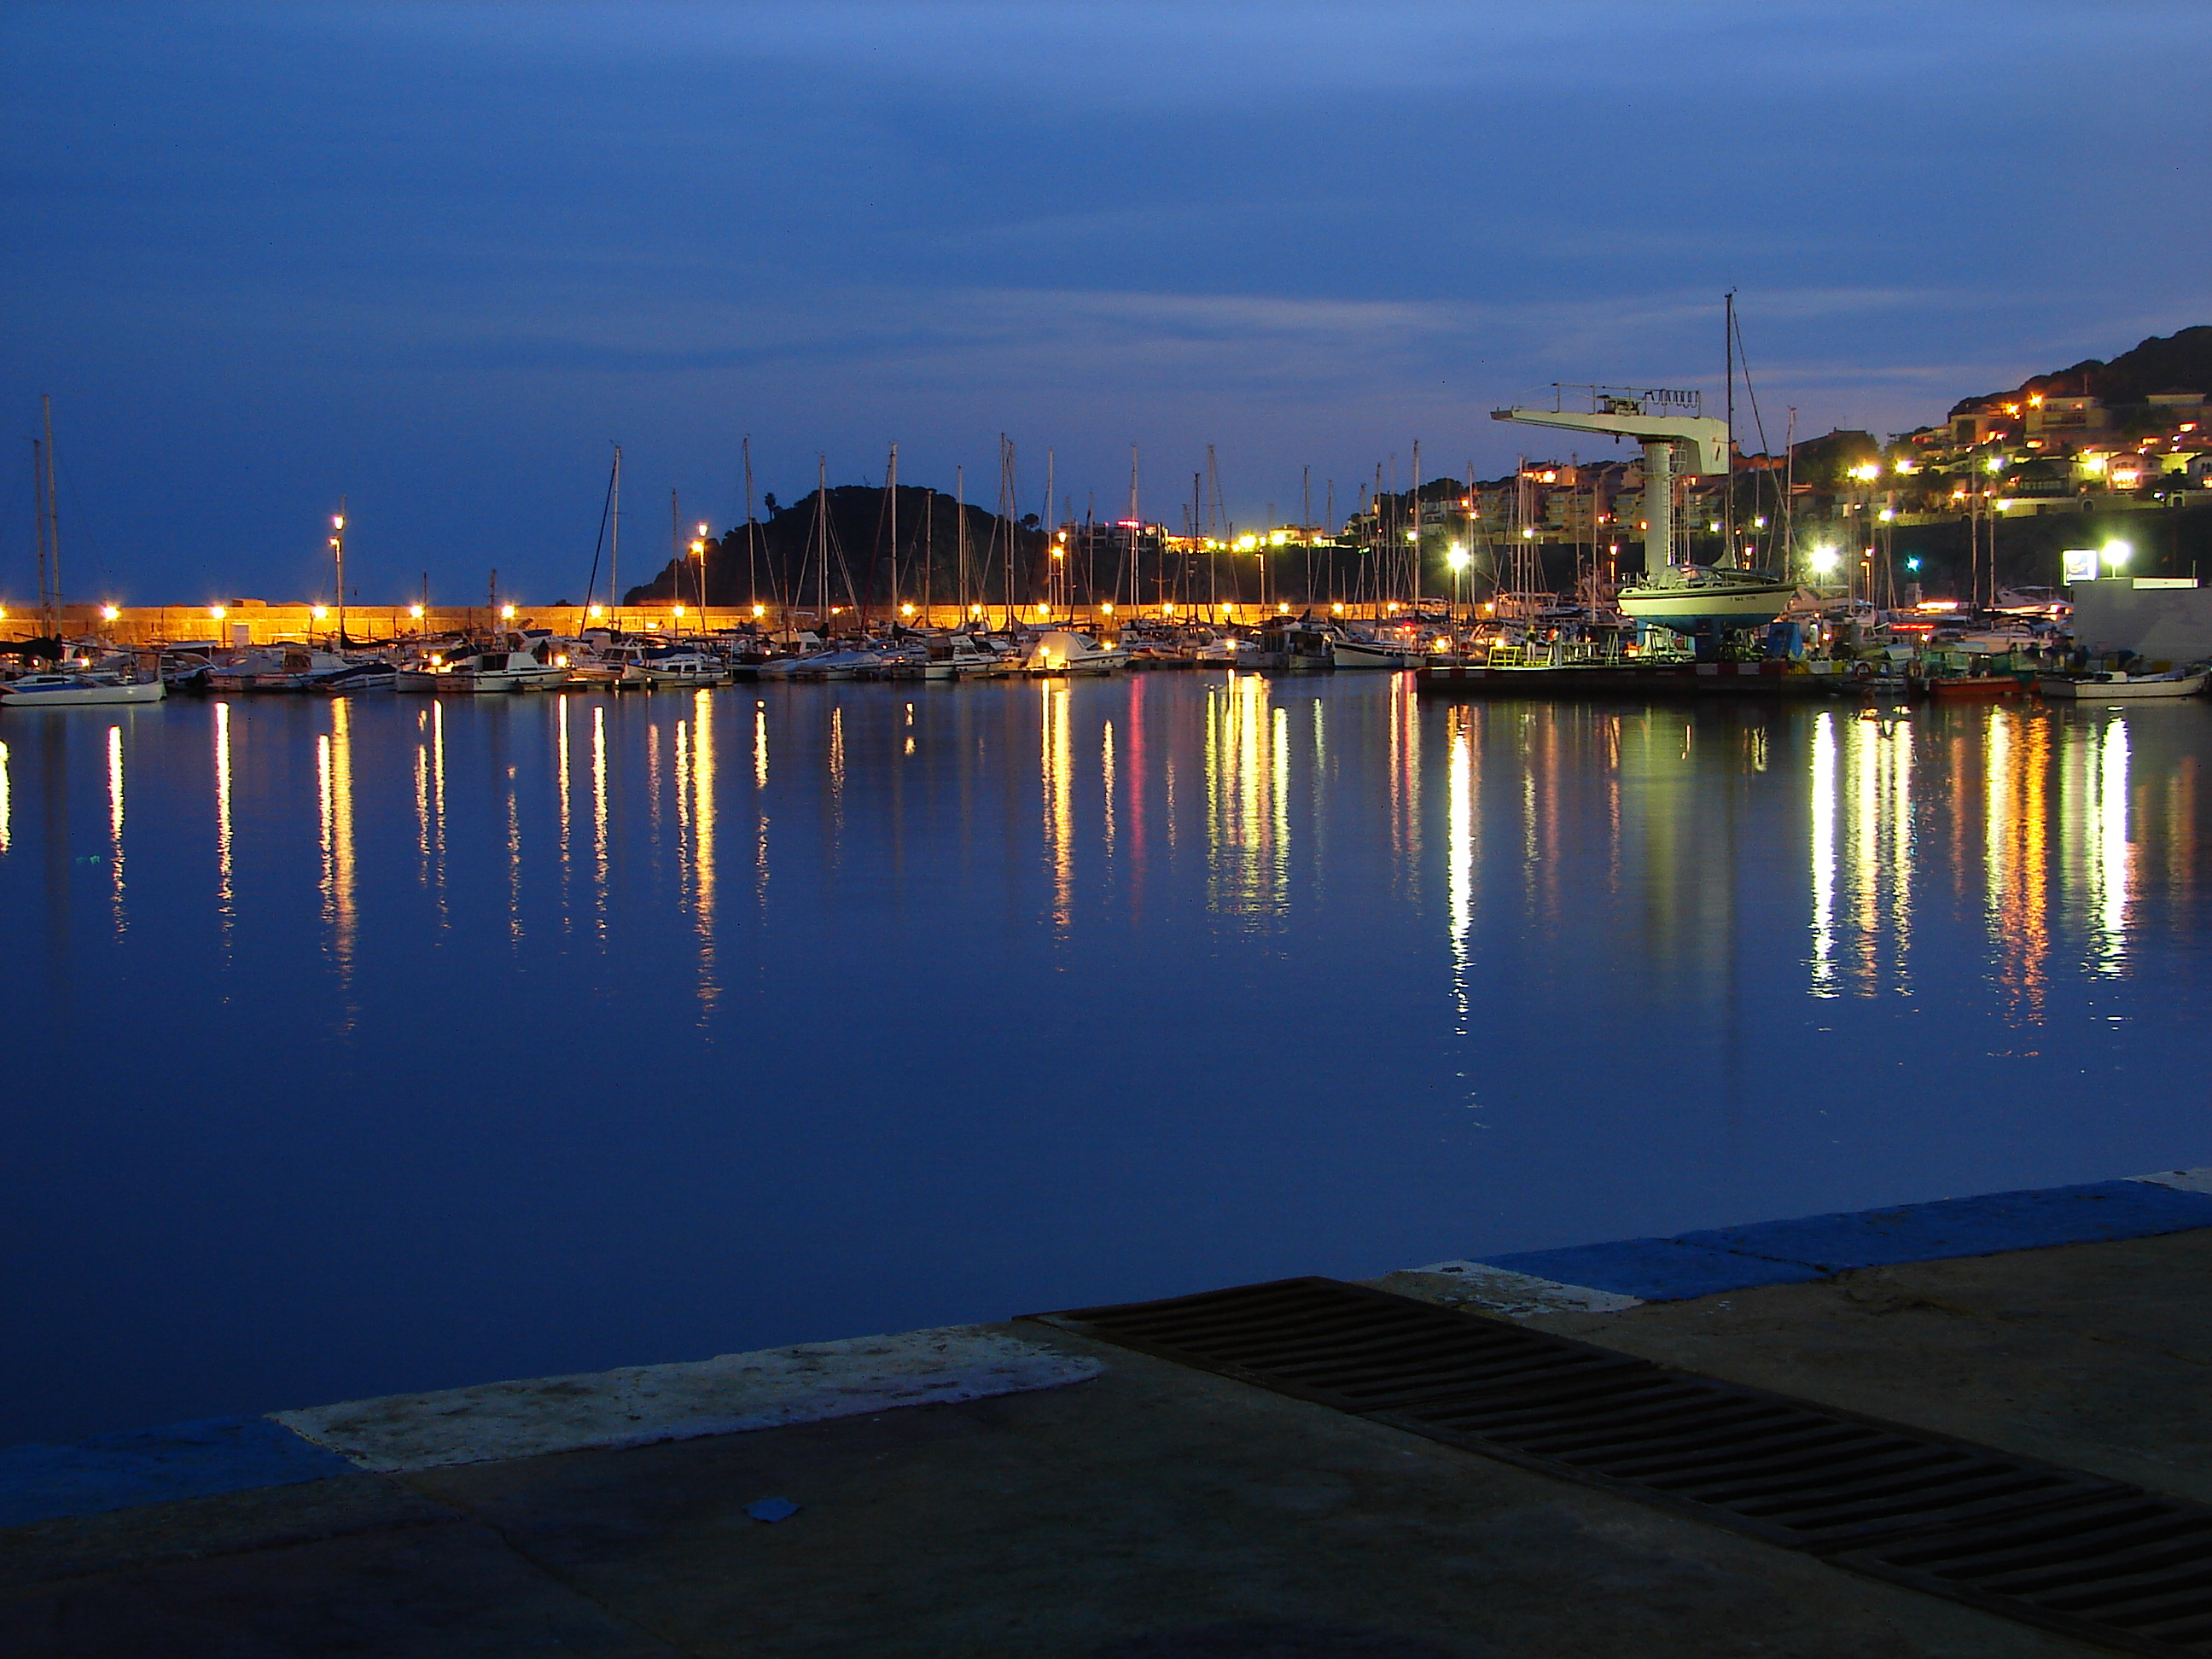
[1485,1178,2212,1302]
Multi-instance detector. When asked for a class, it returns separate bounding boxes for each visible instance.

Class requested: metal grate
[1029,1277,2212,1656]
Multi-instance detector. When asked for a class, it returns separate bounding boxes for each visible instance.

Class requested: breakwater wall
[1,600,1361,648]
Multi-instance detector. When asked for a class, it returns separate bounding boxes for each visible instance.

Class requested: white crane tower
[1492,389,1729,575]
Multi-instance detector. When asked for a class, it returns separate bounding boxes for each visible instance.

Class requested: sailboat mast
[1044,447,1055,618]
[955,465,967,619]
[741,435,760,626]
[671,490,681,624]
[31,437,49,632]
[1724,290,1736,568]
[886,442,899,623]
[40,395,61,630]
[609,445,622,627]
[1126,445,1140,616]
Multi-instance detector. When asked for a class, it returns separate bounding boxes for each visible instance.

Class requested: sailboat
[3,399,166,707]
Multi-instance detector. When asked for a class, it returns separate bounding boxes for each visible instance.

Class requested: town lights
[1446,544,1470,573]
[2103,540,2133,573]
[1848,463,1882,482]
[1905,558,1922,573]
[1985,455,2005,474]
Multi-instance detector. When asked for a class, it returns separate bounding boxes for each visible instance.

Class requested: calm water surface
[3,676,2207,1441]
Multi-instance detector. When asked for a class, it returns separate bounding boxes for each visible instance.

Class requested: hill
[1950,324,2212,416]
[623,484,1045,615]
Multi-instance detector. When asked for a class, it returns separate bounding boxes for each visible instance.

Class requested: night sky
[6,2,2209,605]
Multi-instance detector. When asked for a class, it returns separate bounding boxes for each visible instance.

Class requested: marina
[2,675,2206,1449]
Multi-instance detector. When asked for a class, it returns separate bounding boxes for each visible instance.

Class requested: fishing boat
[0,671,166,707]
[2038,666,2207,701]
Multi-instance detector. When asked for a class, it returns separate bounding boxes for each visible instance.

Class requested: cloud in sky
[3,2,2210,597]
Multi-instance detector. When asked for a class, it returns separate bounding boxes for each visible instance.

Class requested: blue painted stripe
[1485,1241,1825,1301]
[0,1414,356,1529]
[1482,1179,2212,1302]
[1679,1180,2212,1273]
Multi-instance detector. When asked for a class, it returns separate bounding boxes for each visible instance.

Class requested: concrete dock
[7,1177,2211,1656]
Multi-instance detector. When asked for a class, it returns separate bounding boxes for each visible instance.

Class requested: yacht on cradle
[1614,561,1799,628]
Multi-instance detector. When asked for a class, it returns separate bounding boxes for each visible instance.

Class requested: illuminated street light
[1809,546,1841,576]
[752,604,765,618]
[100,604,119,622]
[499,603,516,620]
[210,604,228,620]
[311,604,329,620]
[586,603,602,619]
[410,603,427,620]
[673,603,685,618]
[2103,539,2133,573]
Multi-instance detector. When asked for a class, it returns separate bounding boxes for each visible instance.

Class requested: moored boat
[0,671,166,707]
[2038,667,2207,701]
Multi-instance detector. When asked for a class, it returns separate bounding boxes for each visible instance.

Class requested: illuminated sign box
[2061,549,2098,584]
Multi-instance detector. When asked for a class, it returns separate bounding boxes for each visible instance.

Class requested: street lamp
[1809,545,1841,578]
[2103,539,2132,574]
[1446,542,1470,618]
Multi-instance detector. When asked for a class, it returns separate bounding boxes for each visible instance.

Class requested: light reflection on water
[2,680,2207,1441]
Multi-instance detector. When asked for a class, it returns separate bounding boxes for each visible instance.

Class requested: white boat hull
[1616,581,1796,626]
[2,677,166,707]
[1330,640,1418,669]
[2039,672,2206,700]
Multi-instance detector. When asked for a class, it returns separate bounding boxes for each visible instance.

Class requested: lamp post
[1447,543,1470,620]
[329,502,346,646]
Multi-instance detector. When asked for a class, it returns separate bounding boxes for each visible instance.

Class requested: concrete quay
[7,1174,2212,1657]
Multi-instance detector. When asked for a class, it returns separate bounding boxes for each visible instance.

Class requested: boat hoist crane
[1491,393,1729,575]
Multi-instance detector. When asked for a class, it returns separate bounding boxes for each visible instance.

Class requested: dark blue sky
[7,2,2209,604]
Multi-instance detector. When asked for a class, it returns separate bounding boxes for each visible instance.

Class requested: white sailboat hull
[1,677,166,707]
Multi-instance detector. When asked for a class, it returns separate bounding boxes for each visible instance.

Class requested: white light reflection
[1810,712,1837,994]
[1446,705,1475,1030]
[215,703,234,946]
[0,739,10,853]
[591,703,609,939]
[692,687,719,1015]
[107,725,125,933]
[2095,718,2130,975]
[1042,680,1073,933]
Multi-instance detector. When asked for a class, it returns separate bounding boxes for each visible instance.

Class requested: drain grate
[1028,1277,2212,1656]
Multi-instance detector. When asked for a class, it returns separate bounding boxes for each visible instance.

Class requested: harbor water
[2,676,2206,1442]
